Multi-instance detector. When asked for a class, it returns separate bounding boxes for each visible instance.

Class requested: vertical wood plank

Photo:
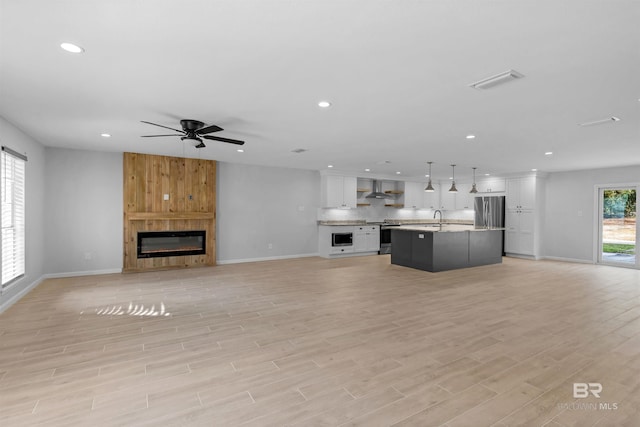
[123,153,217,272]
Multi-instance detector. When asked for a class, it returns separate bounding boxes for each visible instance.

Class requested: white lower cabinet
[319,225,379,258]
[354,225,380,253]
[505,209,534,256]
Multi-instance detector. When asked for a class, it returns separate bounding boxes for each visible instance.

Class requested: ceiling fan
[141,119,245,148]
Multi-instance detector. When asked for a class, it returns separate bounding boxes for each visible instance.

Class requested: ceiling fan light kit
[141,119,245,148]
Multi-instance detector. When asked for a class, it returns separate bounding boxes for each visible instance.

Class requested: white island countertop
[394,224,505,233]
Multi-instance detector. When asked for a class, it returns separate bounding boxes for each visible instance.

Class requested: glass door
[598,187,637,267]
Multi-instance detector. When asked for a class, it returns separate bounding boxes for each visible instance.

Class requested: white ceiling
[1,0,639,181]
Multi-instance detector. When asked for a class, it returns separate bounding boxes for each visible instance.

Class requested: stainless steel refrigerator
[474,195,505,254]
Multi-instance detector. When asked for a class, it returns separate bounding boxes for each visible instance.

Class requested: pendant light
[448,164,458,193]
[470,167,478,194]
[424,161,435,192]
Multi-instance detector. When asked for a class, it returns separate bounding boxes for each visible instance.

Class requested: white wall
[543,165,640,262]
[43,147,122,275]
[0,116,46,311]
[216,162,320,263]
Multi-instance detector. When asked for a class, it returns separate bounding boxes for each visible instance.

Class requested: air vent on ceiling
[579,117,620,127]
[291,148,308,153]
[469,69,524,89]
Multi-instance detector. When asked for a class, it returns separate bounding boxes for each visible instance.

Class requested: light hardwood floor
[1,256,639,426]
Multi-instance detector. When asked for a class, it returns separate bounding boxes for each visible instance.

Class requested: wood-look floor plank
[1,256,639,425]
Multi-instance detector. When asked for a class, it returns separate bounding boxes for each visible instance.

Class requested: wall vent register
[137,230,206,258]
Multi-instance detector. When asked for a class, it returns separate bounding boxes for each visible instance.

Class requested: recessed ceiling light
[327,165,333,168]
[237,149,244,153]
[396,171,401,175]
[100,133,111,138]
[545,151,553,155]
[531,168,537,172]
[318,101,331,108]
[364,168,371,172]
[485,173,490,176]
[466,135,476,139]
[425,174,430,178]
[60,42,84,53]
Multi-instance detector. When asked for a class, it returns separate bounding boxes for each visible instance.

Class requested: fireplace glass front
[137,230,206,258]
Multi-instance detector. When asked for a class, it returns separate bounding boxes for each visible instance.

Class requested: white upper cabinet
[403,182,424,209]
[506,176,536,210]
[439,186,456,210]
[454,183,473,209]
[439,181,473,210]
[321,175,357,208]
[476,177,506,193]
[422,183,439,209]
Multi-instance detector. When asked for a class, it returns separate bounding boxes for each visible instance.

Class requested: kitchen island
[391,225,503,272]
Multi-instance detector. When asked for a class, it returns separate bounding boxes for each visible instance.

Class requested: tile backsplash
[318,204,474,222]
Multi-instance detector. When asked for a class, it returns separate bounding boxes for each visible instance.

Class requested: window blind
[1,146,27,288]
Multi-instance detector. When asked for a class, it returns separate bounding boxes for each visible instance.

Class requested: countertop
[317,219,475,226]
[317,220,368,226]
[394,224,505,233]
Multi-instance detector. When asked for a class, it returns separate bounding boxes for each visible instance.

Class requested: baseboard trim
[217,253,319,265]
[0,275,46,314]
[542,256,594,264]
[42,268,123,279]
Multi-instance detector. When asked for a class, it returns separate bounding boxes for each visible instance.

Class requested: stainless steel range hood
[366,180,391,199]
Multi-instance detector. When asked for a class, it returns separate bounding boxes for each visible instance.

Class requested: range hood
[366,180,391,199]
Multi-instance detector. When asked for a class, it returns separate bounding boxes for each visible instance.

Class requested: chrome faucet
[433,209,442,224]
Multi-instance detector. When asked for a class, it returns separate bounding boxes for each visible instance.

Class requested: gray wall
[43,147,122,275]
[0,116,46,311]
[216,162,320,263]
[543,165,640,262]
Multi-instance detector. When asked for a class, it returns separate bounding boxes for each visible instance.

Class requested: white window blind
[1,146,27,288]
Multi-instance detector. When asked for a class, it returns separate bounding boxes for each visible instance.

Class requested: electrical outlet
[84,252,92,260]
[268,243,273,250]
[163,194,170,201]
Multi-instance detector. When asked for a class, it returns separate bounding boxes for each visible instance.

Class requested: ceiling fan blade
[141,134,184,137]
[141,120,185,134]
[196,124,224,135]
[202,135,245,145]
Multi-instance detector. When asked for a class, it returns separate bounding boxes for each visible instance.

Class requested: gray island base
[391,225,503,272]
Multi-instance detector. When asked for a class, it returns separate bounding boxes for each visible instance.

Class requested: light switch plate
[163,194,169,201]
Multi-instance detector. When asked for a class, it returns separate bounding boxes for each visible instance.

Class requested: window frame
[1,146,27,288]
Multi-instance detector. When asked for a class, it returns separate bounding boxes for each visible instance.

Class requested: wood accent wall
[123,152,216,272]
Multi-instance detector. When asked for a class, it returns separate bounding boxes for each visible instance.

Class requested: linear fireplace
[137,230,206,258]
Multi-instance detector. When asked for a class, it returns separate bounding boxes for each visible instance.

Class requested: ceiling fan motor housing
[180,119,205,131]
